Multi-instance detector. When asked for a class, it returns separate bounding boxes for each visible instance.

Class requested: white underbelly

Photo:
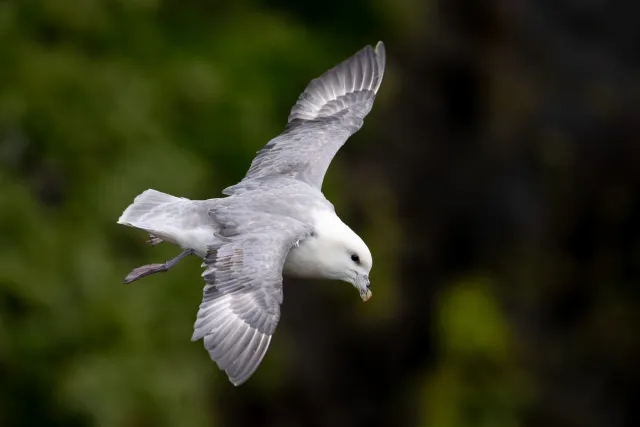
[173,227,215,258]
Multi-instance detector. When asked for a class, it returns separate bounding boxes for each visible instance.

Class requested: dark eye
[351,254,360,263]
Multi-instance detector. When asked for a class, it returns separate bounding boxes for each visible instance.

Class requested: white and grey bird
[117,42,386,385]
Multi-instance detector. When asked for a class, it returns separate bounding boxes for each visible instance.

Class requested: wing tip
[375,41,386,77]
[288,40,387,123]
[225,334,272,386]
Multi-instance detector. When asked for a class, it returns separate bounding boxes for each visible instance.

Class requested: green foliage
[0,2,399,426]
[419,279,532,427]
[0,1,551,427]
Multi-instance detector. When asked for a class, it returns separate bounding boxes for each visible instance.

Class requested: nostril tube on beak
[360,274,370,288]
[356,274,372,302]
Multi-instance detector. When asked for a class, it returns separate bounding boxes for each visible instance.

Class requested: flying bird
[118,41,386,385]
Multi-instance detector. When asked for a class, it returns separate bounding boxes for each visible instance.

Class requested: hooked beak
[357,274,372,302]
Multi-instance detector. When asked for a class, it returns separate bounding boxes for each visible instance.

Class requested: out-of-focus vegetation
[1,1,638,427]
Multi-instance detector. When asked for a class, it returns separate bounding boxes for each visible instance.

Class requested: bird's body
[119,183,368,278]
[118,41,386,385]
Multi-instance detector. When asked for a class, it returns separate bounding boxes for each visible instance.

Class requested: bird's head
[317,219,373,302]
[342,235,373,302]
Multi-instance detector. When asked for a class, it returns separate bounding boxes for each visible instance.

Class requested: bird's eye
[351,254,360,263]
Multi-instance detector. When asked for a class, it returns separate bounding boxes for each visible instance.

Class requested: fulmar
[118,41,386,385]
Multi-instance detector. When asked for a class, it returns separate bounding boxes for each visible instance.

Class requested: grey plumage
[223,41,386,194]
[193,212,311,385]
[118,41,385,385]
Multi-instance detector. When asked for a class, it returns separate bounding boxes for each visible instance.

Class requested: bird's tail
[118,189,211,254]
[117,189,182,229]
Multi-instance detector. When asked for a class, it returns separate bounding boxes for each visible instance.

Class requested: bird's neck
[282,210,352,279]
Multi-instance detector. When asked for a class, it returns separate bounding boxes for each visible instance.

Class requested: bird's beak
[357,274,371,302]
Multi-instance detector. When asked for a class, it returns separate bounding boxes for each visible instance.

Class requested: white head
[284,211,373,301]
[329,228,373,302]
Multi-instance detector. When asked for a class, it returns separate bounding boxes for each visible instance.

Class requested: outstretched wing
[191,210,310,386]
[224,41,386,195]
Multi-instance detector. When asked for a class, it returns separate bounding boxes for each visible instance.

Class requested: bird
[117,41,386,386]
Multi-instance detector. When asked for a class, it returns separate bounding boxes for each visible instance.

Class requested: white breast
[283,238,324,278]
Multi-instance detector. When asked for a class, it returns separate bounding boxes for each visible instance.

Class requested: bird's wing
[192,209,310,386]
[223,41,386,195]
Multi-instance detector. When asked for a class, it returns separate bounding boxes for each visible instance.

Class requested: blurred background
[1,1,639,426]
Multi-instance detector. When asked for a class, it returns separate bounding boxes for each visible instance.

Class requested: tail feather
[118,189,212,256]
[118,189,182,227]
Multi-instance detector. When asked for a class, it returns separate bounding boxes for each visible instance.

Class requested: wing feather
[192,211,310,386]
[223,41,386,195]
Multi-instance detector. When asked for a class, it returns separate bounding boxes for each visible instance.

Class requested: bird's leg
[146,234,163,246]
[124,249,194,284]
